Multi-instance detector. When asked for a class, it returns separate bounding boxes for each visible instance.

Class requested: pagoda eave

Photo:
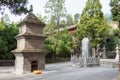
[15,33,47,39]
[12,49,47,53]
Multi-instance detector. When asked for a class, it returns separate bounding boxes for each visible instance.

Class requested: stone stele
[82,37,89,58]
[12,13,47,75]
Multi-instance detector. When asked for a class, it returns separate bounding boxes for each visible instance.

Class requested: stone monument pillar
[12,13,47,74]
[82,37,89,67]
[82,37,89,58]
[115,44,119,61]
[71,37,99,67]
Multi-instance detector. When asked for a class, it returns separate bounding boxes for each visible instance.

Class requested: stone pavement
[0,62,118,80]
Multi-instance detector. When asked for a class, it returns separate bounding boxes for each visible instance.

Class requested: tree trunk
[52,53,55,63]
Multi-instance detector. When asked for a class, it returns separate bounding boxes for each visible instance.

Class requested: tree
[44,0,68,61]
[45,0,67,37]
[110,0,120,28]
[0,18,18,59]
[74,13,80,24]
[43,16,57,36]
[36,14,47,23]
[66,14,74,26]
[104,14,112,23]
[55,30,74,57]
[110,0,120,51]
[104,29,120,58]
[45,30,74,59]
[77,0,109,48]
[0,0,29,15]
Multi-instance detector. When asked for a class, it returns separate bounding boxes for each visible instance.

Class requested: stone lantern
[12,13,47,74]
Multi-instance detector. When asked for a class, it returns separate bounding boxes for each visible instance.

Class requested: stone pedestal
[82,37,89,57]
[12,13,47,74]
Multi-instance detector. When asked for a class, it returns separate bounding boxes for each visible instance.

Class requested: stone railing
[71,57,100,67]
[86,57,100,66]
[0,60,15,66]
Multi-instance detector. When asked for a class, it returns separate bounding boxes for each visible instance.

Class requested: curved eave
[12,49,47,53]
[15,33,47,39]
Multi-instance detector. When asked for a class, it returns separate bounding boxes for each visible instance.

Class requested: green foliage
[113,29,120,38]
[0,19,18,60]
[44,16,57,35]
[77,0,109,48]
[45,36,56,54]
[45,0,66,25]
[36,14,46,23]
[56,30,74,57]
[66,14,74,26]
[110,0,120,27]
[104,29,120,51]
[44,0,75,33]
[74,13,80,24]
[105,36,118,51]
[45,30,74,58]
[104,14,112,23]
[44,0,75,58]
[113,29,120,45]
[0,0,29,15]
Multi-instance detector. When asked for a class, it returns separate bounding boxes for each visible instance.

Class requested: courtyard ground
[0,62,118,80]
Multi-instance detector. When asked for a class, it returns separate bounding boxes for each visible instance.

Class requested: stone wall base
[14,53,46,75]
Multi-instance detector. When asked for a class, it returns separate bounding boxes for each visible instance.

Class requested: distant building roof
[46,25,76,35]
[58,25,76,31]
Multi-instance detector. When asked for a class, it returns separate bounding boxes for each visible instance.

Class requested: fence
[46,58,70,63]
[71,57,100,67]
[0,58,70,66]
[0,60,15,66]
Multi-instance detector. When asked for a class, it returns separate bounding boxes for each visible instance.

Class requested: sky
[1,0,111,22]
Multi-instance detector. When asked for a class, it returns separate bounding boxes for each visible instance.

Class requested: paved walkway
[0,62,118,80]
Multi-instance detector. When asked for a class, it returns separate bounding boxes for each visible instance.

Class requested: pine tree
[44,0,70,62]
[77,0,109,48]
[0,0,28,15]
[110,0,120,28]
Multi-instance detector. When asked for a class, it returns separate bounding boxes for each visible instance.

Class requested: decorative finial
[29,5,33,13]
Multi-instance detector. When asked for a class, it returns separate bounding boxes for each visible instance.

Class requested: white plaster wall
[15,53,24,75]
[19,25,26,34]
[17,38,25,51]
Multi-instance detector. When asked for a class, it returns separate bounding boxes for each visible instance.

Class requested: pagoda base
[14,52,47,75]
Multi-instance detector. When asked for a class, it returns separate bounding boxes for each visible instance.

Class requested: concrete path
[0,62,118,80]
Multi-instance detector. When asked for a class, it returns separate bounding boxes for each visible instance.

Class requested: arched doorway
[31,61,38,72]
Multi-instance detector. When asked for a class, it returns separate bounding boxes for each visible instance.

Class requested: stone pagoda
[12,12,47,74]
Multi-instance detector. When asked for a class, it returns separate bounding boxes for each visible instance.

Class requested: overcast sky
[1,0,111,22]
